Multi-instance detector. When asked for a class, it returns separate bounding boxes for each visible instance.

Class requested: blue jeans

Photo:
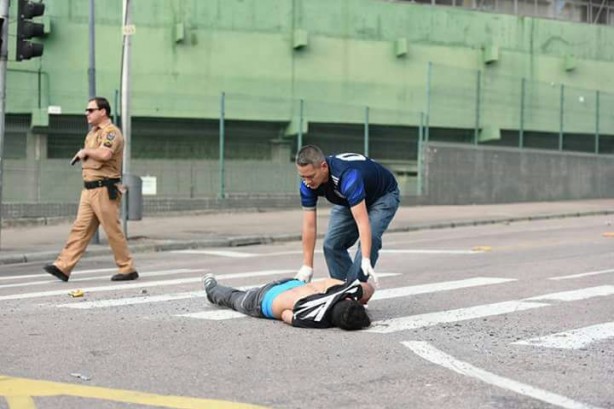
[323,188,400,282]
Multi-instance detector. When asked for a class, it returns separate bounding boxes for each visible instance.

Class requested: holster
[84,178,121,200]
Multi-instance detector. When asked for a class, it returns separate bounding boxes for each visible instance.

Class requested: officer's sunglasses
[85,108,100,113]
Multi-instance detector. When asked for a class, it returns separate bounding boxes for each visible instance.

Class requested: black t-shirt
[291,280,363,328]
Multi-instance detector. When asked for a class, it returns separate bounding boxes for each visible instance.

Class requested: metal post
[595,90,600,154]
[364,106,370,156]
[559,84,564,151]
[0,0,9,249]
[88,0,96,99]
[297,98,304,150]
[88,0,100,245]
[219,92,225,199]
[417,112,424,196]
[425,62,432,142]
[474,69,481,145]
[121,0,132,236]
[519,78,525,148]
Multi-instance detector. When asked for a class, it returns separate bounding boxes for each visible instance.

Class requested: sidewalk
[1,199,613,265]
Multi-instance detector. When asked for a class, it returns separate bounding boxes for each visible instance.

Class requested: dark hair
[330,299,371,330]
[296,145,325,167]
[89,97,112,117]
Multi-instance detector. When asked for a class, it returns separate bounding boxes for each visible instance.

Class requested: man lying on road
[202,274,374,330]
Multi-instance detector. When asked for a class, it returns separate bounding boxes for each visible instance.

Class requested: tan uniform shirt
[81,123,124,181]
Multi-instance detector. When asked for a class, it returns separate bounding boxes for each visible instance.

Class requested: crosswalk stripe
[549,268,614,281]
[177,250,257,258]
[57,272,400,310]
[54,270,305,308]
[59,291,208,309]
[512,321,614,350]
[372,277,516,301]
[0,269,201,290]
[0,268,117,281]
[172,249,482,257]
[526,286,614,302]
[368,286,614,334]
[179,310,245,320]
[380,249,481,255]
[178,276,513,321]
[0,277,206,302]
[368,301,547,334]
[403,341,602,409]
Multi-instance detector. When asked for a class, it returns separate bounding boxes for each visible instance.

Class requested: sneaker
[202,273,217,303]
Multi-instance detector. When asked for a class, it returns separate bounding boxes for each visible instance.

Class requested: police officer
[43,97,139,282]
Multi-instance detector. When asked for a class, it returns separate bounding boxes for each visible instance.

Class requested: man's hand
[70,149,88,165]
[295,265,313,283]
[361,258,379,288]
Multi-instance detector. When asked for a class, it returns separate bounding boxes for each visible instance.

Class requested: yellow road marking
[5,395,36,409]
[0,375,268,409]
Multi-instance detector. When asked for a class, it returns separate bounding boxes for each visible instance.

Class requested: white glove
[295,265,313,283]
[361,258,379,288]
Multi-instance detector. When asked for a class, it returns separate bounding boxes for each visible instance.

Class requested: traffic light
[16,0,45,61]
[0,17,4,51]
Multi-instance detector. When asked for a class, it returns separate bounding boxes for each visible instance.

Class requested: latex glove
[295,265,313,283]
[361,257,379,288]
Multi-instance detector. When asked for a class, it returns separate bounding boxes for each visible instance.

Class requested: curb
[1,210,612,266]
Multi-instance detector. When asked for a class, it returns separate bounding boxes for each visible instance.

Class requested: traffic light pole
[121,0,132,237]
[88,0,100,244]
[0,0,10,249]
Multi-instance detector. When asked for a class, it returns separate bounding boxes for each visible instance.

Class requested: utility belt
[84,178,121,200]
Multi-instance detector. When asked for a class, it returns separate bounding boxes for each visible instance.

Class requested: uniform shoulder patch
[103,141,113,147]
[106,132,116,141]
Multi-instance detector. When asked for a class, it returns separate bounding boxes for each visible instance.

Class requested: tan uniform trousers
[54,187,135,276]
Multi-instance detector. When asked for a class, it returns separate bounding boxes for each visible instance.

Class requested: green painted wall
[5,0,614,133]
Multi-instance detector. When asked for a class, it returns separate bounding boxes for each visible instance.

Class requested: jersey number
[335,153,366,162]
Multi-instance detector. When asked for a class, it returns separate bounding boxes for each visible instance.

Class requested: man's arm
[350,199,372,259]
[301,209,317,268]
[281,310,293,325]
[72,146,113,163]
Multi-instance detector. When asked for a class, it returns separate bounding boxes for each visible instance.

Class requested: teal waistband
[261,279,304,319]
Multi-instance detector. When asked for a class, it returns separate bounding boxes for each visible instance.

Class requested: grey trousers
[207,278,293,318]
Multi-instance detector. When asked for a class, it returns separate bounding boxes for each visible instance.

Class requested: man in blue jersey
[294,145,400,286]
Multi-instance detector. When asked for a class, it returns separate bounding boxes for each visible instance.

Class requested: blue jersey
[300,153,398,209]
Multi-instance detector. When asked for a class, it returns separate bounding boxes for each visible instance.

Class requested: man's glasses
[85,108,100,113]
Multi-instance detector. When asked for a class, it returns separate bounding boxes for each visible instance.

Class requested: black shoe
[44,264,69,282]
[111,271,139,281]
[202,273,217,303]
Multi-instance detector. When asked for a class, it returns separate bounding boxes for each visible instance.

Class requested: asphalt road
[1,216,613,409]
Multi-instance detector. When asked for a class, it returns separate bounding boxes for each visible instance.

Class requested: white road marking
[403,341,603,409]
[549,268,614,281]
[172,250,311,257]
[371,277,516,301]
[178,276,511,321]
[0,268,117,281]
[0,269,201,289]
[380,249,482,254]
[178,310,245,320]
[368,286,614,334]
[172,248,482,257]
[177,250,257,258]
[526,286,614,302]
[1,270,299,302]
[59,291,209,309]
[60,273,399,310]
[368,301,547,333]
[512,322,614,350]
[55,269,316,309]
